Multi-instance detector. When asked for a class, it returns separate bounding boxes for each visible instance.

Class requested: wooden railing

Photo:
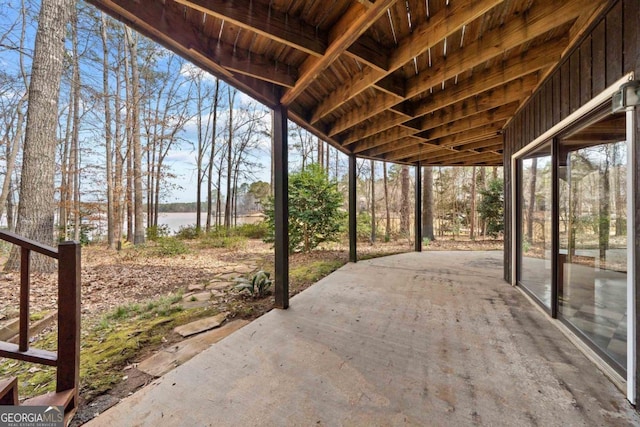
[0,230,80,422]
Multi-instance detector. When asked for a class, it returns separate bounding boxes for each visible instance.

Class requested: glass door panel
[558,113,627,372]
[518,141,553,309]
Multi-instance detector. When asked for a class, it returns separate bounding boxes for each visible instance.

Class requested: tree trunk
[224,88,235,231]
[599,149,611,262]
[526,159,537,242]
[0,96,26,222]
[114,38,125,245]
[399,165,410,237]
[101,13,115,249]
[422,166,434,241]
[383,162,391,241]
[206,78,219,232]
[6,0,73,272]
[125,26,145,245]
[71,9,81,242]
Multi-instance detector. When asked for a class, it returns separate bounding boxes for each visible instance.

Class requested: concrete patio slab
[87,251,639,426]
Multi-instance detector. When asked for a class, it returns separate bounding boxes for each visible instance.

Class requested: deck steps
[0,377,18,405]
[0,378,76,425]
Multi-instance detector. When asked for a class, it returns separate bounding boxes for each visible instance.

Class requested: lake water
[157,212,265,233]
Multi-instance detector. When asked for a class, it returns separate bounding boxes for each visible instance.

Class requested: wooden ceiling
[85,0,608,166]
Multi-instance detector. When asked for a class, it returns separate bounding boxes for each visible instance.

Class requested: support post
[56,241,80,409]
[273,104,289,309]
[415,163,422,252]
[349,154,357,263]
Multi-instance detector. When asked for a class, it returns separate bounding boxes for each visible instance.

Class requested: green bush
[175,225,201,240]
[478,179,504,238]
[265,164,346,253]
[233,222,268,239]
[146,224,170,241]
[154,237,190,256]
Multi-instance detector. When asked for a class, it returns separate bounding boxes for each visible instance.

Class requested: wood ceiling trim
[280,0,398,106]
[349,80,532,153]
[384,124,502,161]
[329,0,581,137]
[329,91,409,137]
[417,104,516,141]
[85,0,280,107]
[310,0,502,124]
[174,0,327,57]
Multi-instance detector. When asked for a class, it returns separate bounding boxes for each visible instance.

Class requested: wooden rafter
[280,0,398,105]
[174,0,327,57]
[86,0,281,106]
[310,0,503,124]
[330,0,583,136]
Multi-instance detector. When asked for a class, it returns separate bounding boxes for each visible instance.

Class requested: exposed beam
[85,0,280,107]
[417,104,516,141]
[359,109,511,157]
[404,0,584,100]
[353,127,425,154]
[384,124,502,161]
[175,0,326,57]
[310,0,502,124]
[340,111,410,146]
[426,150,502,165]
[350,79,533,154]
[280,0,398,105]
[330,0,581,135]
[329,91,411,137]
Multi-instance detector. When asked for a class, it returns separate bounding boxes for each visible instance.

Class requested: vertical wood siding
[503,0,640,400]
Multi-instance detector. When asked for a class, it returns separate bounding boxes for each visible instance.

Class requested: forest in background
[0,1,504,261]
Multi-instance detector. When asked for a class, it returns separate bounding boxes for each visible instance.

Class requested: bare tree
[399,165,410,237]
[124,26,144,245]
[422,166,434,241]
[6,0,73,272]
[99,12,115,248]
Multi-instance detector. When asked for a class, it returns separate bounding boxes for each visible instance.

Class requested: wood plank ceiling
[85,0,608,166]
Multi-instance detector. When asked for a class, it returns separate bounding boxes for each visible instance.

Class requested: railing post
[56,241,80,404]
[19,247,30,352]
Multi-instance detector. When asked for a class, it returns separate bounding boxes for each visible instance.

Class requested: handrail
[0,231,80,418]
[0,231,58,258]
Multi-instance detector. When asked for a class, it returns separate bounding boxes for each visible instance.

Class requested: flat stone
[207,281,233,291]
[173,312,228,338]
[138,320,249,377]
[182,291,211,303]
[218,272,240,280]
[232,265,255,274]
[187,284,205,292]
[179,300,210,310]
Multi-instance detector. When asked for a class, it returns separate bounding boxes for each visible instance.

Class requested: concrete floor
[87,251,640,426]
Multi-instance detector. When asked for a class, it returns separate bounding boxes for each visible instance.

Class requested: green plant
[199,234,247,250]
[478,179,504,238]
[154,237,189,256]
[147,224,170,241]
[175,225,201,240]
[235,270,272,298]
[264,164,346,253]
[234,222,268,239]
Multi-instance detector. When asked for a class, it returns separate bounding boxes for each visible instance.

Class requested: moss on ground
[289,260,345,287]
[0,294,221,401]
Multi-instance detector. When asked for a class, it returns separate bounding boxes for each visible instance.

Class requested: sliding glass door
[516,107,630,376]
[518,142,553,310]
[558,113,628,373]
